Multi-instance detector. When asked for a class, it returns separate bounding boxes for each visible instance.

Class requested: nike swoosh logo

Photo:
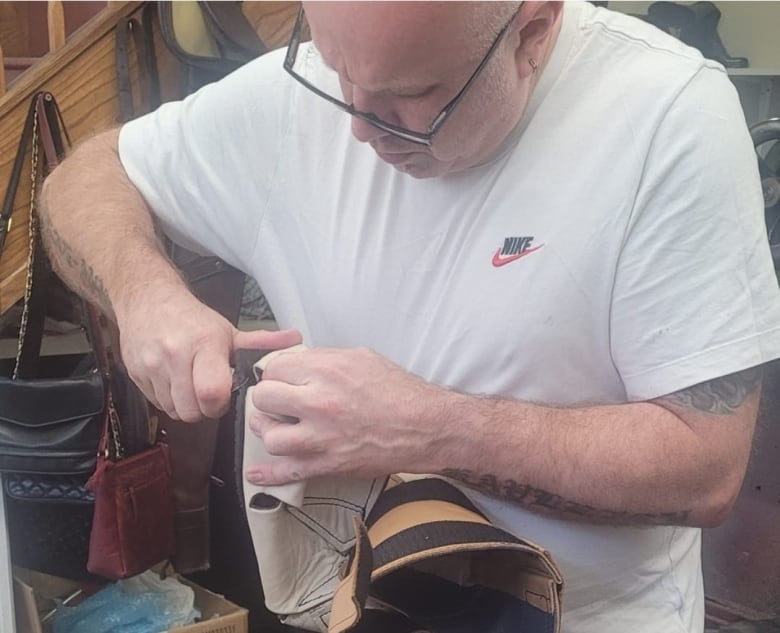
[492,244,544,267]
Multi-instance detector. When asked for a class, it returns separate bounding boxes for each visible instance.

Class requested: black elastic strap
[366,477,484,528]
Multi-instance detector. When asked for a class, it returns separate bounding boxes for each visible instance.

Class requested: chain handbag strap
[11,92,72,379]
[8,91,124,459]
[12,97,43,379]
[108,391,124,459]
[86,300,126,461]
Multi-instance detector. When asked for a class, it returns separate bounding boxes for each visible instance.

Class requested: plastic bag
[53,570,200,633]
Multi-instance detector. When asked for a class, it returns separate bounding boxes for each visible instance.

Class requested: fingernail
[246,469,264,484]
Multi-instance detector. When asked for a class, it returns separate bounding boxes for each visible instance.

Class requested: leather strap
[0,97,40,255]
[16,94,78,379]
[10,93,108,385]
[13,93,59,378]
[115,10,161,123]
[141,3,162,110]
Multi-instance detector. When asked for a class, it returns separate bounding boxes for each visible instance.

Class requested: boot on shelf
[646,1,696,41]
[644,1,749,68]
[684,1,749,68]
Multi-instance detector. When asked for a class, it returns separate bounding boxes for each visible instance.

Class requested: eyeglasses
[283,4,523,147]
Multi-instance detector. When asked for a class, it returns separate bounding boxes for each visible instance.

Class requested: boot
[684,1,749,68]
[160,245,247,574]
[646,1,696,41]
[160,415,220,574]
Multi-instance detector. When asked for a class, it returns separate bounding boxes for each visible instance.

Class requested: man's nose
[350,115,387,144]
[348,88,397,143]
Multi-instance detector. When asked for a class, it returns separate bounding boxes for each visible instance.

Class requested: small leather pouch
[84,303,176,581]
[86,440,176,579]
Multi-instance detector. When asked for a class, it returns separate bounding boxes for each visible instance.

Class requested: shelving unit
[728,69,780,126]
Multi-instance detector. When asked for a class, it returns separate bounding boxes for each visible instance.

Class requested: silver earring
[529,58,538,73]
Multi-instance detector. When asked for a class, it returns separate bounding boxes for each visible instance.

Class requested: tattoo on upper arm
[659,367,763,415]
[440,468,691,526]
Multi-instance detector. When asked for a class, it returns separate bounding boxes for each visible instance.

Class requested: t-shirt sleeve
[610,66,780,401]
[117,47,293,272]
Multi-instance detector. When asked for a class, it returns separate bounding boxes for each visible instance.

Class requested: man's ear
[512,2,564,77]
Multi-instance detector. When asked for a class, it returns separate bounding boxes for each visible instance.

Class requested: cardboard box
[13,567,248,633]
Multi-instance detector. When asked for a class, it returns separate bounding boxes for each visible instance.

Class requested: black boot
[684,1,749,68]
[646,1,696,40]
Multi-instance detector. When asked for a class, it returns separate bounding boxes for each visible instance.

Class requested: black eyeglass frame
[283,3,523,147]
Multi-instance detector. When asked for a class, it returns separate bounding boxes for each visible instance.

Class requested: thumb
[232,327,302,353]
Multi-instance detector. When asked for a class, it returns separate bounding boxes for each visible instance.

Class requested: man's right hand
[36,127,302,420]
[116,285,301,422]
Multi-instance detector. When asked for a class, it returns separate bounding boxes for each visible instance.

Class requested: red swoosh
[491,244,544,267]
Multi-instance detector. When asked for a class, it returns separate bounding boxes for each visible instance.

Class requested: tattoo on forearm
[38,208,111,310]
[441,468,691,526]
[660,367,763,414]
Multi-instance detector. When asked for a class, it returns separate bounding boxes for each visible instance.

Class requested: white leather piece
[244,344,309,507]
[242,345,386,630]
[244,381,307,507]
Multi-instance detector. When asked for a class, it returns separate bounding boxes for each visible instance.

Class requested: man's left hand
[244,347,447,484]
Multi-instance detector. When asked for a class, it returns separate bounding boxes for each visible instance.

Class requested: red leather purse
[86,432,176,579]
[84,304,176,580]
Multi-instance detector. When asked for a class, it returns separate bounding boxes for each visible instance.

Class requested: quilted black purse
[3,473,96,580]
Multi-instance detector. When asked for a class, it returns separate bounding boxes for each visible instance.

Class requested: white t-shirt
[118,3,780,632]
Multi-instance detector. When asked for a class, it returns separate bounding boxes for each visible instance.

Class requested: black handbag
[0,92,154,581]
[0,93,107,477]
[0,92,104,580]
[3,472,97,580]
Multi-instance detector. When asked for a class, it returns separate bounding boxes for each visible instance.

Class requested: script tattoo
[440,469,691,526]
[659,367,763,415]
[38,202,111,310]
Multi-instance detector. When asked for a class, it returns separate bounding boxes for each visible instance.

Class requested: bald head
[298,1,563,178]
[303,2,519,93]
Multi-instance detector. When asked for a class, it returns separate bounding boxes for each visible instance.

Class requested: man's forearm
[38,128,187,320]
[431,369,760,527]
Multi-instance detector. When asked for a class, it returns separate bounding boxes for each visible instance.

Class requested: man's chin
[375,149,449,179]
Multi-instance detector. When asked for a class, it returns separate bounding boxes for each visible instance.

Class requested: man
[39,2,780,632]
